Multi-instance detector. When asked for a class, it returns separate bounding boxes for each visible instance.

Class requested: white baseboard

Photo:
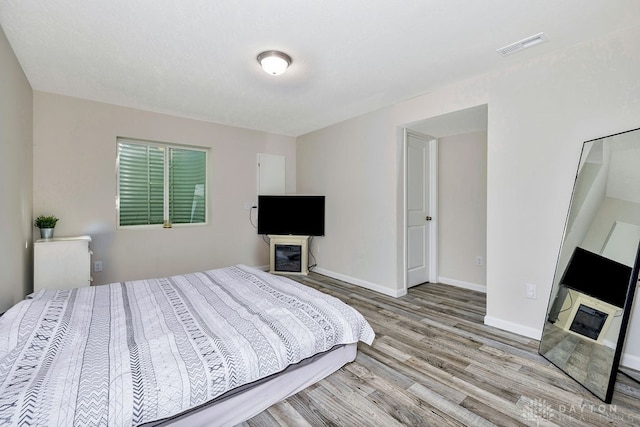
[438,276,486,293]
[484,316,640,370]
[620,352,640,371]
[484,316,640,371]
[312,267,406,298]
[484,315,542,340]
[290,266,640,371]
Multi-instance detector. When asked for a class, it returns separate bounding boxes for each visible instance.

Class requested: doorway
[403,104,488,294]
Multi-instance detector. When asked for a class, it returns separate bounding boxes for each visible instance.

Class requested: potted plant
[34,215,59,239]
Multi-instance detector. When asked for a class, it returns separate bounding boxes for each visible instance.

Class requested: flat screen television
[560,246,631,308]
[257,195,325,236]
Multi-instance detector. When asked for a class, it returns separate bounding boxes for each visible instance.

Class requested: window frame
[116,137,209,230]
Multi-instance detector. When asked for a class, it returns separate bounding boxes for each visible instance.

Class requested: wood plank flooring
[241,273,640,426]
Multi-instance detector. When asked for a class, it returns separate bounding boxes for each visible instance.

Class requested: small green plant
[34,215,59,229]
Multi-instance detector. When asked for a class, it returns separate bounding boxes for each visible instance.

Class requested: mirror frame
[608,247,640,402]
[539,128,640,403]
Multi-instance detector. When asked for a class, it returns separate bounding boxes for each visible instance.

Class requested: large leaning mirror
[539,127,640,403]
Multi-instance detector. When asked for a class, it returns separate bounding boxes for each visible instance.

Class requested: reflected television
[561,246,631,308]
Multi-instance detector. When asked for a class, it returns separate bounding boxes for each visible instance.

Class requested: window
[117,138,207,228]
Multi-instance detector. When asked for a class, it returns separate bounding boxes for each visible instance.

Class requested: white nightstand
[34,235,92,292]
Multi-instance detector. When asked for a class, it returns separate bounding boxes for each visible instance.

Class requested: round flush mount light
[257,50,292,75]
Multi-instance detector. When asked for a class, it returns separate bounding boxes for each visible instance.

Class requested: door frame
[403,129,438,293]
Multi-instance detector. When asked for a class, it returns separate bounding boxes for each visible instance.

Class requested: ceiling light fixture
[257,50,292,75]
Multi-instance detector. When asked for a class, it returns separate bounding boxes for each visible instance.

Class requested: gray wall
[438,130,487,289]
[296,25,640,367]
[0,25,33,312]
[33,92,297,285]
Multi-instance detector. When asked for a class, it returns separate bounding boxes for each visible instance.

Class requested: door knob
[426,216,432,221]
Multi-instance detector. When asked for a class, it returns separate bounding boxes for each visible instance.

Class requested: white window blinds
[117,139,207,227]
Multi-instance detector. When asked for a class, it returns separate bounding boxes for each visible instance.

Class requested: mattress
[150,343,357,426]
[0,265,374,426]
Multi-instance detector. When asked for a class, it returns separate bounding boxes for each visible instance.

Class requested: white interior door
[257,153,285,195]
[407,133,432,287]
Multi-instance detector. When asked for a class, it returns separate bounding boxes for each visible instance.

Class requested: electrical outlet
[526,283,537,299]
[243,201,254,210]
[476,256,483,266]
[94,261,103,272]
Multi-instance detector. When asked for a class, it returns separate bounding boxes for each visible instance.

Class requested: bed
[0,265,374,426]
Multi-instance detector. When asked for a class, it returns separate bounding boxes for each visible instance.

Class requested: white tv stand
[268,235,310,275]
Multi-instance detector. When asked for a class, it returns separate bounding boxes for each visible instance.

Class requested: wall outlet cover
[526,283,537,299]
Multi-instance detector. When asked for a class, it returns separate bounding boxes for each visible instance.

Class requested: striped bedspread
[0,265,374,426]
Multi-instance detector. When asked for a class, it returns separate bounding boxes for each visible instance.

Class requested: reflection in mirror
[539,128,640,403]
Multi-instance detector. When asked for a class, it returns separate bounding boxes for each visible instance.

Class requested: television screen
[257,195,325,236]
[560,246,631,308]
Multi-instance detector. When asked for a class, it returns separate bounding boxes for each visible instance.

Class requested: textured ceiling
[1,0,639,136]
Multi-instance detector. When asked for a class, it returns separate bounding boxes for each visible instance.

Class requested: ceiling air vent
[496,32,547,57]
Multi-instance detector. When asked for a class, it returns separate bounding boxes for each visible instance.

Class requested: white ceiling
[1,0,639,136]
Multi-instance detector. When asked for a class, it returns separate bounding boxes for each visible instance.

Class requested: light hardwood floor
[242,273,640,427]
